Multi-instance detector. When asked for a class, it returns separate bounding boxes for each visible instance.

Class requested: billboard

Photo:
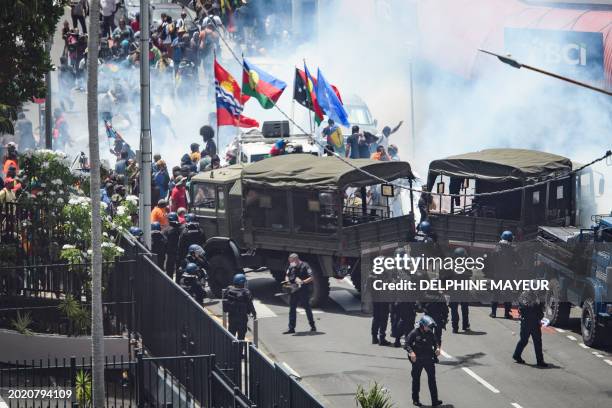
[504,28,605,83]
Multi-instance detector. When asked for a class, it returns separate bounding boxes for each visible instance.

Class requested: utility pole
[140,0,152,248]
[44,38,53,149]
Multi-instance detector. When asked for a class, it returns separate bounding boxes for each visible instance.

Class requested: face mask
[289,262,298,267]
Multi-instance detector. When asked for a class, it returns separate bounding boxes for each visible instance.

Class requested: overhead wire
[210,23,612,199]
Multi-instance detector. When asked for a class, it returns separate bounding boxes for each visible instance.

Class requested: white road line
[604,359,612,366]
[461,367,500,394]
[440,350,454,359]
[329,289,362,312]
[554,328,566,333]
[592,352,604,358]
[578,343,589,349]
[511,403,524,408]
[297,308,323,315]
[252,300,278,319]
[566,335,577,341]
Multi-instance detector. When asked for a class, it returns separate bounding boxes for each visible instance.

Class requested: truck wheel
[544,279,570,326]
[581,298,604,347]
[270,269,286,285]
[309,270,330,308]
[207,255,236,298]
[350,267,362,293]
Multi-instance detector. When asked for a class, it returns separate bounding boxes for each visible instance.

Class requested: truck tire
[207,255,236,298]
[544,279,570,326]
[309,269,330,308]
[581,298,605,347]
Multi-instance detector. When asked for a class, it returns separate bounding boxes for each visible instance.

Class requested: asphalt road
[206,273,612,408]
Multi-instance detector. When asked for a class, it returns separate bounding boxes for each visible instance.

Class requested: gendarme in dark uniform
[405,315,443,407]
[223,274,256,340]
[513,290,548,367]
[283,253,317,334]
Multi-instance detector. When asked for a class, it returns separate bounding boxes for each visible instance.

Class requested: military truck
[191,154,416,306]
[425,148,579,253]
[534,215,612,347]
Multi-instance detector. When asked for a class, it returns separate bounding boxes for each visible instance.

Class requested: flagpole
[291,66,296,135]
[213,51,219,155]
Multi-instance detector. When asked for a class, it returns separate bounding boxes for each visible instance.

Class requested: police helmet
[500,230,514,242]
[167,212,179,222]
[188,244,204,257]
[151,222,161,231]
[129,226,143,237]
[453,247,467,258]
[185,213,196,223]
[419,220,432,234]
[233,273,247,286]
[185,262,199,274]
[419,315,436,329]
[394,246,407,257]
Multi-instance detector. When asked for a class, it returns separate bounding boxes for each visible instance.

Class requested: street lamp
[478,49,612,97]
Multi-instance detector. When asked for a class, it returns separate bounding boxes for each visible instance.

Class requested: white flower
[57,198,64,205]
[52,179,63,186]
[49,191,56,196]
[116,206,127,216]
[103,232,109,237]
[87,249,93,255]
[62,244,76,250]
[69,197,80,205]
[100,201,108,210]
[116,247,125,254]
[125,195,138,204]
[40,183,47,188]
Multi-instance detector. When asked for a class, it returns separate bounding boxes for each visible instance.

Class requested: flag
[315,68,350,127]
[303,64,324,126]
[242,58,287,109]
[215,59,259,128]
[105,120,122,140]
[293,68,343,125]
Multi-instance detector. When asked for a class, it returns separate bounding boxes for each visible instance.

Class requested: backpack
[223,287,249,314]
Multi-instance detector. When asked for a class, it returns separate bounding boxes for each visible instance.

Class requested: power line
[212,26,612,198]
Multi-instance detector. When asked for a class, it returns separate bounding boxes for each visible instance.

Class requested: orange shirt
[150,206,169,227]
[3,159,18,176]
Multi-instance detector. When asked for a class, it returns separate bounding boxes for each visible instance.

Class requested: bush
[355,382,395,408]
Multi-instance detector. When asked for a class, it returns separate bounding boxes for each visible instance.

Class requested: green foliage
[355,382,395,408]
[0,1,68,134]
[75,370,92,407]
[11,311,34,336]
[58,295,90,335]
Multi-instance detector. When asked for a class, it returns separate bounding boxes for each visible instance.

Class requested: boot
[372,335,379,345]
[393,338,401,348]
[379,337,391,346]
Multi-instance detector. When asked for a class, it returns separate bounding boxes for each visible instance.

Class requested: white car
[227,128,320,164]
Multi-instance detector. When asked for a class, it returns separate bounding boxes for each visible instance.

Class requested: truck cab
[190,154,416,306]
[534,214,612,347]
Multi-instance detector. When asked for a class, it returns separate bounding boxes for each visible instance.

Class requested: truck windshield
[346,105,372,125]
[192,183,216,208]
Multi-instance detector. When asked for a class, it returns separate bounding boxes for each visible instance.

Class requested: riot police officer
[180,262,206,304]
[488,230,518,318]
[223,274,257,340]
[405,315,443,407]
[391,301,416,347]
[178,213,205,260]
[129,226,144,243]
[421,291,448,356]
[283,253,317,334]
[150,222,167,270]
[513,290,548,367]
[448,247,471,333]
[162,212,182,280]
[179,244,208,282]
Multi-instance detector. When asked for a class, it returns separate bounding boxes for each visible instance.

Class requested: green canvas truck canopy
[427,148,572,188]
[242,154,414,190]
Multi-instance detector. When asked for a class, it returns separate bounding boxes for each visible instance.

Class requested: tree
[0,1,67,134]
[86,0,105,406]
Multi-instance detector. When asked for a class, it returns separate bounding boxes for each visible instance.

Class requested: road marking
[578,343,589,349]
[281,362,301,379]
[604,359,612,366]
[554,328,566,333]
[329,289,362,312]
[461,367,500,394]
[297,308,323,315]
[511,403,524,408]
[592,352,604,358]
[253,300,278,319]
[440,350,454,359]
[566,335,577,341]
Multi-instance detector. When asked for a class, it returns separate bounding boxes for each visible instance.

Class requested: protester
[100,0,118,38]
[154,159,170,199]
[70,0,88,34]
[15,113,36,151]
[170,176,188,212]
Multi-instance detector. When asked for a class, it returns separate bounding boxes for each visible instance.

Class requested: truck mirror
[436,182,445,194]
[598,178,605,195]
[463,178,470,189]
[381,184,395,197]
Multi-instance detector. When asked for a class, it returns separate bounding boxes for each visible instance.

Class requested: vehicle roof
[242,154,413,190]
[191,164,244,184]
[428,148,572,184]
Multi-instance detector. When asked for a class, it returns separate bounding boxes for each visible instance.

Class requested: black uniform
[513,291,545,364]
[162,221,182,279]
[371,301,391,344]
[449,302,470,332]
[180,264,206,304]
[405,326,439,404]
[177,222,205,260]
[151,230,167,270]
[488,241,520,317]
[421,294,448,347]
[287,261,316,331]
[223,285,256,340]
[391,302,416,346]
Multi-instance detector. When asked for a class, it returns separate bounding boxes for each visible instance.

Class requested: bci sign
[504,28,604,82]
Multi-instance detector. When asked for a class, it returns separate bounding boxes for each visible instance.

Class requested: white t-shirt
[376,133,389,150]
[100,0,116,17]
